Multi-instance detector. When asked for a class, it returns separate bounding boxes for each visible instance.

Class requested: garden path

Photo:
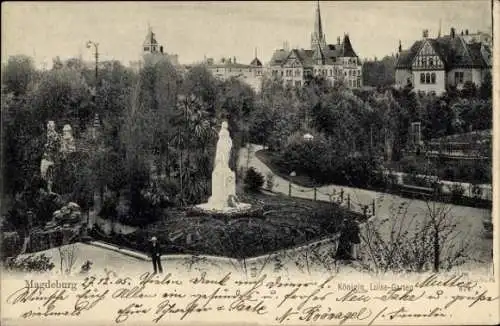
[238,144,492,265]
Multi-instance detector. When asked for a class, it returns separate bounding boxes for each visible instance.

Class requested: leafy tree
[2,55,37,96]
[479,71,492,100]
[182,65,221,117]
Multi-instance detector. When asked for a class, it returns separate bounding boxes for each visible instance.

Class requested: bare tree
[58,244,79,275]
[359,199,475,273]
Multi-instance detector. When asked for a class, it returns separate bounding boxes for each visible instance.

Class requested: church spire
[314,1,323,40]
[437,18,442,37]
[311,1,326,49]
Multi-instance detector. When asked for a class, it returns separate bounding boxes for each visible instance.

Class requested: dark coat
[339,220,361,244]
[150,242,161,257]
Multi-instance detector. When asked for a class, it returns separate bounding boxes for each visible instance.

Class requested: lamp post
[87,40,101,211]
[86,40,100,90]
[302,133,316,199]
[289,171,296,197]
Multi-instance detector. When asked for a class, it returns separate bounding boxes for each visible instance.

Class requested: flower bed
[89,191,364,259]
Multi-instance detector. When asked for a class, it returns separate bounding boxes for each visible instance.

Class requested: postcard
[1,1,498,325]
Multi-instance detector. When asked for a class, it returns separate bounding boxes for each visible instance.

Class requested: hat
[150,236,157,241]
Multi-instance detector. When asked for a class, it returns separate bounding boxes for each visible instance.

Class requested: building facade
[395,28,492,94]
[269,1,363,89]
[130,26,181,72]
[201,54,264,93]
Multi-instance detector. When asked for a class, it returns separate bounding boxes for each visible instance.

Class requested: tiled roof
[396,35,490,70]
[270,39,360,68]
[269,49,289,66]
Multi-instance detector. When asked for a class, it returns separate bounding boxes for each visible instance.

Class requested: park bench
[398,184,435,199]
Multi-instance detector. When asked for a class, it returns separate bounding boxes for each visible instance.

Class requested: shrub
[1,231,21,259]
[471,184,482,199]
[99,197,118,220]
[79,260,93,274]
[244,168,264,192]
[5,254,55,272]
[450,183,465,200]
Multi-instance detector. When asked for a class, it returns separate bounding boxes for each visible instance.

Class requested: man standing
[150,236,163,274]
[335,218,361,261]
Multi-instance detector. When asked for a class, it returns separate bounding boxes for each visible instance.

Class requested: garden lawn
[91,191,364,259]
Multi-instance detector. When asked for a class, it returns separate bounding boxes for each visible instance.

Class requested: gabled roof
[269,49,289,66]
[270,37,360,68]
[250,57,262,66]
[396,35,490,70]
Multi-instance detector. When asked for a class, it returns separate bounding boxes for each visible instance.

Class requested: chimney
[228,57,232,64]
[398,40,402,53]
[451,27,456,38]
[233,56,236,64]
[461,30,464,36]
[160,46,164,54]
[422,29,429,39]
[465,29,469,35]
[337,36,340,45]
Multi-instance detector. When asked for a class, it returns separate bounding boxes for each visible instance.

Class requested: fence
[286,183,376,219]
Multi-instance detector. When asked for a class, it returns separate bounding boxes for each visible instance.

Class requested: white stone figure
[60,124,76,153]
[41,121,60,193]
[197,121,251,213]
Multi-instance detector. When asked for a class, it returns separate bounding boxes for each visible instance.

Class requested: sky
[1,1,493,68]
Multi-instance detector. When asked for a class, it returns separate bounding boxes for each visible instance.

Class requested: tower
[311,1,327,49]
[143,24,162,54]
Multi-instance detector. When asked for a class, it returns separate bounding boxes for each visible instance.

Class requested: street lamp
[289,171,296,197]
[86,40,100,89]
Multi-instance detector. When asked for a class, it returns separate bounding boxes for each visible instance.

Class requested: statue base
[194,202,252,215]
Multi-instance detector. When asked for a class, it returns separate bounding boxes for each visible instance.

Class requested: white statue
[196,121,251,213]
[41,121,60,192]
[60,124,76,153]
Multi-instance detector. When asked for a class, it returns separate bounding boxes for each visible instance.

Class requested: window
[431,73,436,84]
[357,79,361,88]
[429,57,433,67]
[295,80,301,87]
[411,122,421,145]
[144,47,150,51]
[420,73,425,83]
[425,73,430,84]
[454,71,464,84]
